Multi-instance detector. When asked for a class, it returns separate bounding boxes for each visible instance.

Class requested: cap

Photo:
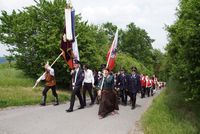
[73,59,80,64]
[132,66,137,71]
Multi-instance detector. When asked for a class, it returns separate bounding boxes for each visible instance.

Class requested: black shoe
[131,106,135,110]
[66,109,73,112]
[53,102,59,106]
[40,103,46,106]
[78,106,84,109]
[89,102,94,105]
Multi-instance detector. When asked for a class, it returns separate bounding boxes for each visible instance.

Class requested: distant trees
[0,0,161,87]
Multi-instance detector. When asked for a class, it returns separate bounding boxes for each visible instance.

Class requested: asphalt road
[0,91,161,134]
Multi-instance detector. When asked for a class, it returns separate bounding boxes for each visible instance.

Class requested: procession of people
[38,58,165,119]
[35,1,166,119]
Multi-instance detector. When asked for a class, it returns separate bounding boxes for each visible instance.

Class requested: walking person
[93,70,101,104]
[66,60,85,112]
[40,62,59,106]
[140,74,146,98]
[82,64,95,106]
[126,67,141,109]
[98,68,119,119]
[145,75,152,97]
[117,69,127,105]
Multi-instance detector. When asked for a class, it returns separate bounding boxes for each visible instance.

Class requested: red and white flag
[106,29,118,71]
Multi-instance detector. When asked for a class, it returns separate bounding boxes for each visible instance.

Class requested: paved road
[0,91,160,134]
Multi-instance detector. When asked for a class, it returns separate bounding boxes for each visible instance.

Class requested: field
[0,63,69,108]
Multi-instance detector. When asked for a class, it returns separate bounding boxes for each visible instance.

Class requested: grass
[0,63,70,108]
[141,80,200,134]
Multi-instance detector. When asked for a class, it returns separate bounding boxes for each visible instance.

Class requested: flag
[72,38,80,61]
[106,29,118,71]
[60,5,75,69]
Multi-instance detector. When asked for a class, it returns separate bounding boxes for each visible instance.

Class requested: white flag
[72,38,80,61]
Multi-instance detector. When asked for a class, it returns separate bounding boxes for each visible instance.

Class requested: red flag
[106,29,118,71]
[60,5,75,69]
[60,33,74,69]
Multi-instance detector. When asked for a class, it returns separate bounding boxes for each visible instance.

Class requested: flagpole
[33,53,63,89]
[100,29,118,90]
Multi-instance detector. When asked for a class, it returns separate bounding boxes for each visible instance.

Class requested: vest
[45,72,56,87]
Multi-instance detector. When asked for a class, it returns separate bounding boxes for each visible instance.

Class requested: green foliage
[0,0,156,88]
[0,63,69,108]
[0,63,34,87]
[0,0,109,87]
[142,80,200,134]
[120,23,155,71]
[165,0,200,100]
[114,53,151,75]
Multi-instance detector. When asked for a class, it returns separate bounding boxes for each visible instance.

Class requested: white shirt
[83,69,94,85]
[41,67,54,80]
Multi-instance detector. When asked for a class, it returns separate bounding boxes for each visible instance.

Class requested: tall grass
[142,80,200,134]
[0,63,69,108]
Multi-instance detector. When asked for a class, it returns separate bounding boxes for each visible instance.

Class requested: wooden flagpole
[32,53,63,89]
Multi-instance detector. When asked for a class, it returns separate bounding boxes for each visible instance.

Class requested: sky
[0,0,179,56]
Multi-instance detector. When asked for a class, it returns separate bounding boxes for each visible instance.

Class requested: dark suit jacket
[126,73,141,94]
[117,74,127,89]
[73,68,84,89]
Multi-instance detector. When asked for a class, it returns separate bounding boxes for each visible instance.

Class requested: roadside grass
[0,63,70,108]
[142,80,200,134]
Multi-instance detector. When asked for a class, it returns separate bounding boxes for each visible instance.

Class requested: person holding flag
[66,60,85,112]
[40,62,59,106]
[98,29,119,119]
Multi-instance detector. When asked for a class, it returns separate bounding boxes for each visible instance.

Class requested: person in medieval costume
[40,62,59,106]
[98,68,119,119]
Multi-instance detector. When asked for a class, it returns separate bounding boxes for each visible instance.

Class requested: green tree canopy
[0,0,158,88]
[165,0,200,100]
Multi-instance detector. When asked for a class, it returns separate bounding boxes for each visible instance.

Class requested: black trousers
[93,87,99,103]
[120,88,127,104]
[146,87,151,97]
[42,85,58,98]
[83,83,94,105]
[141,86,146,98]
[69,86,84,110]
[125,91,137,108]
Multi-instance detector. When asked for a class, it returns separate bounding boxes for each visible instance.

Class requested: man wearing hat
[66,60,85,112]
[126,66,141,109]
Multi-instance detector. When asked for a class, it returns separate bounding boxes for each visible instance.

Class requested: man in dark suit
[126,67,141,109]
[117,69,127,105]
[66,60,85,112]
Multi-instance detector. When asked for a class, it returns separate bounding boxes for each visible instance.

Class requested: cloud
[0,0,178,56]
[73,0,178,51]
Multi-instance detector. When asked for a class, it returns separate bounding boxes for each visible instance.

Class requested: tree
[5,55,15,67]
[165,0,200,100]
[0,0,154,88]
[120,23,155,71]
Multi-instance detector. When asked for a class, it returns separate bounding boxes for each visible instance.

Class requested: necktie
[74,70,78,83]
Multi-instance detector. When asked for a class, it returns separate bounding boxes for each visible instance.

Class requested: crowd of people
[40,60,165,119]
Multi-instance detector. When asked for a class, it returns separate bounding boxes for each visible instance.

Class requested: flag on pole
[72,37,80,61]
[106,29,118,71]
[60,2,75,69]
